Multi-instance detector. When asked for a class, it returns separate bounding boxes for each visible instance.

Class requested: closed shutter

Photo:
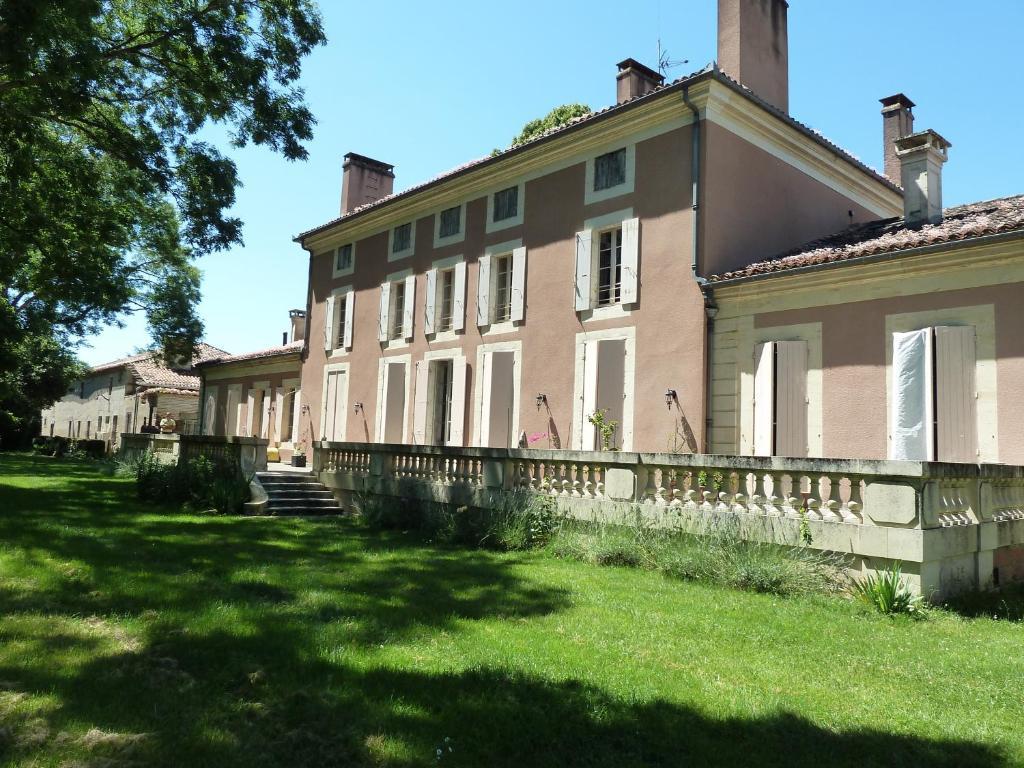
[935,325,977,462]
[891,329,935,460]
[620,217,640,304]
[448,356,468,446]
[510,246,527,322]
[752,342,775,456]
[203,393,217,436]
[324,373,338,441]
[580,341,599,449]
[374,362,387,441]
[403,274,415,340]
[343,290,354,349]
[453,261,466,331]
[412,360,429,444]
[377,282,390,342]
[478,351,492,446]
[477,255,491,326]
[574,230,592,311]
[261,388,272,439]
[424,268,437,336]
[774,340,808,457]
[323,296,335,351]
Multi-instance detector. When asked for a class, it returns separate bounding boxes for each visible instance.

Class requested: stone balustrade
[120,433,268,474]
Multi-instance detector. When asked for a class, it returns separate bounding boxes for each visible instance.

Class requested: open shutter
[412,360,429,444]
[323,297,335,351]
[448,356,468,446]
[574,230,592,311]
[752,342,775,456]
[510,246,527,323]
[343,290,355,349]
[620,217,640,304]
[402,274,415,340]
[580,341,599,450]
[774,340,808,457]
[477,254,491,326]
[424,268,437,336]
[935,326,977,462]
[891,329,935,460]
[453,261,466,331]
[377,282,390,342]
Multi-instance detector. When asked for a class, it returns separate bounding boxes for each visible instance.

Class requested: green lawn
[0,453,1022,767]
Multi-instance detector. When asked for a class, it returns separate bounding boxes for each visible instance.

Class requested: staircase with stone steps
[256,471,343,516]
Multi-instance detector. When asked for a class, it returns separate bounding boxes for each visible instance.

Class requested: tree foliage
[0,0,326,431]
[510,103,591,148]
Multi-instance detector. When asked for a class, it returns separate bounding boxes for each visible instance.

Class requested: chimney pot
[717,0,789,113]
[895,129,951,227]
[616,58,665,104]
[340,153,395,215]
[880,93,915,183]
[288,308,307,343]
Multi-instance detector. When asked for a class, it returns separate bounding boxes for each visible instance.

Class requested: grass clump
[849,561,924,616]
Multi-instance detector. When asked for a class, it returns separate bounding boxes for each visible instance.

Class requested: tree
[0,0,326,430]
[510,103,591,147]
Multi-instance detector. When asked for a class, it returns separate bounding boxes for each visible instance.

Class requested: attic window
[439,206,461,238]
[493,186,518,222]
[594,148,627,191]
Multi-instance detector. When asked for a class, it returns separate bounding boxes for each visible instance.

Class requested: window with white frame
[439,205,461,238]
[596,227,622,306]
[389,281,406,340]
[378,273,415,344]
[574,215,639,313]
[593,148,627,191]
[336,243,353,271]
[390,221,414,260]
[493,186,518,222]
[437,269,455,331]
[413,354,468,447]
[323,288,354,353]
[477,245,527,327]
[493,254,512,322]
[424,258,466,336]
[336,294,349,348]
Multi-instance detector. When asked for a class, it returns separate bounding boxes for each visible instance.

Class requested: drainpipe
[682,86,701,278]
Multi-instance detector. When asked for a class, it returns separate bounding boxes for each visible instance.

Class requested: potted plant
[291,446,306,467]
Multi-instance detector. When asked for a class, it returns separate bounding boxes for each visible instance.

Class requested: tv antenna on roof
[657,38,688,77]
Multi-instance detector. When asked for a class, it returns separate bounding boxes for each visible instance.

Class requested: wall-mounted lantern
[664,389,678,410]
[353,401,363,413]
[536,393,548,411]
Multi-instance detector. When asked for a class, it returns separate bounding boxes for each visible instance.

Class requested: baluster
[560,463,571,497]
[655,467,669,506]
[571,464,582,497]
[595,464,606,498]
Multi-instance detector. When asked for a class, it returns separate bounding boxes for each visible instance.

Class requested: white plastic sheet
[891,329,934,460]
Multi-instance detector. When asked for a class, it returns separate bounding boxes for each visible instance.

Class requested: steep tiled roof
[89,343,229,391]
[196,341,303,368]
[295,65,897,242]
[710,194,1024,282]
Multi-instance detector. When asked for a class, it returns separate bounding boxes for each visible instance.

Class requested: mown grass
[0,452,1022,767]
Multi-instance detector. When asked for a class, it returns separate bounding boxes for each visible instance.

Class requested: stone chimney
[289,309,306,343]
[717,0,789,113]
[880,93,915,184]
[895,130,951,226]
[340,153,394,215]
[616,58,665,104]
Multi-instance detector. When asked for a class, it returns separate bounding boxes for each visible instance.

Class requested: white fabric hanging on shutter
[402,274,415,340]
[574,230,592,311]
[453,261,466,331]
[477,255,491,326]
[752,342,775,456]
[343,290,354,350]
[412,360,429,444]
[448,357,468,446]
[620,217,640,305]
[424,269,437,336]
[774,340,808,457]
[935,326,977,462]
[377,282,390,342]
[510,246,527,322]
[891,329,935,460]
[580,341,599,450]
[323,296,335,351]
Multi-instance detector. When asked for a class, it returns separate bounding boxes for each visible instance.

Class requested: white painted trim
[472,340,522,447]
[433,201,466,248]
[584,142,636,205]
[328,284,354,356]
[479,238,523,332]
[482,320,518,337]
[375,353,412,443]
[319,363,350,442]
[387,220,416,262]
[884,305,997,463]
[570,326,636,451]
[330,241,356,280]
[485,180,525,234]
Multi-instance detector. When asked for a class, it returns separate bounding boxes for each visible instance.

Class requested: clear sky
[78,0,1024,365]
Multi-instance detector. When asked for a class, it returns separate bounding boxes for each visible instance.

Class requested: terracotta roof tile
[90,343,229,391]
[710,194,1024,282]
[197,341,303,368]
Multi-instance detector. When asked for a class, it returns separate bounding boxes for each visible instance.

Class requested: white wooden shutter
[477,254,491,326]
[478,351,493,447]
[261,388,272,439]
[891,329,935,460]
[620,217,640,305]
[343,290,354,350]
[752,342,775,457]
[448,356,468,446]
[374,361,387,441]
[935,326,977,462]
[580,341,599,450]
[574,230,592,311]
[377,282,390,342]
[323,297,335,351]
[412,360,429,444]
[424,268,437,336]
[510,246,527,323]
[203,393,217,436]
[774,340,808,457]
[402,274,415,340]
[324,372,338,441]
[453,260,466,331]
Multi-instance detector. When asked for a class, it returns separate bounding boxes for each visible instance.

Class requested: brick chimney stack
[895,129,951,227]
[616,59,665,104]
[717,0,789,113]
[880,93,915,184]
[340,153,394,215]
[289,309,306,343]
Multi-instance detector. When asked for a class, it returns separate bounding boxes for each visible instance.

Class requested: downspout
[683,85,713,452]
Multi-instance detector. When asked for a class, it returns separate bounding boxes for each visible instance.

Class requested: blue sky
[79,0,1024,365]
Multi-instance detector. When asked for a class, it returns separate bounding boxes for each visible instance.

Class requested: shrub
[134,452,250,514]
[849,562,924,616]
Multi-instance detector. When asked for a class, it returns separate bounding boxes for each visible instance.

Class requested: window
[574,215,639,313]
[493,254,512,322]
[437,269,455,332]
[378,274,414,344]
[753,341,809,458]
[86,421,91,438]
[439,206,461,238]
[429,359,454,445]
[324,289,354,353]
[389,280,406,340]
[108,377,113,395]
[413,355,468,446]
[336,243,353,272]
[477,245,526,327]
[572,327,636,451]
[594,148,627,191]
[596,227,622,306]
[493,186,518,222]
[392,223,411,254]
[335,294,349,348]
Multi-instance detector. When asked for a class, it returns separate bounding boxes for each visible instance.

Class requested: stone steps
[255,471,342,516]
